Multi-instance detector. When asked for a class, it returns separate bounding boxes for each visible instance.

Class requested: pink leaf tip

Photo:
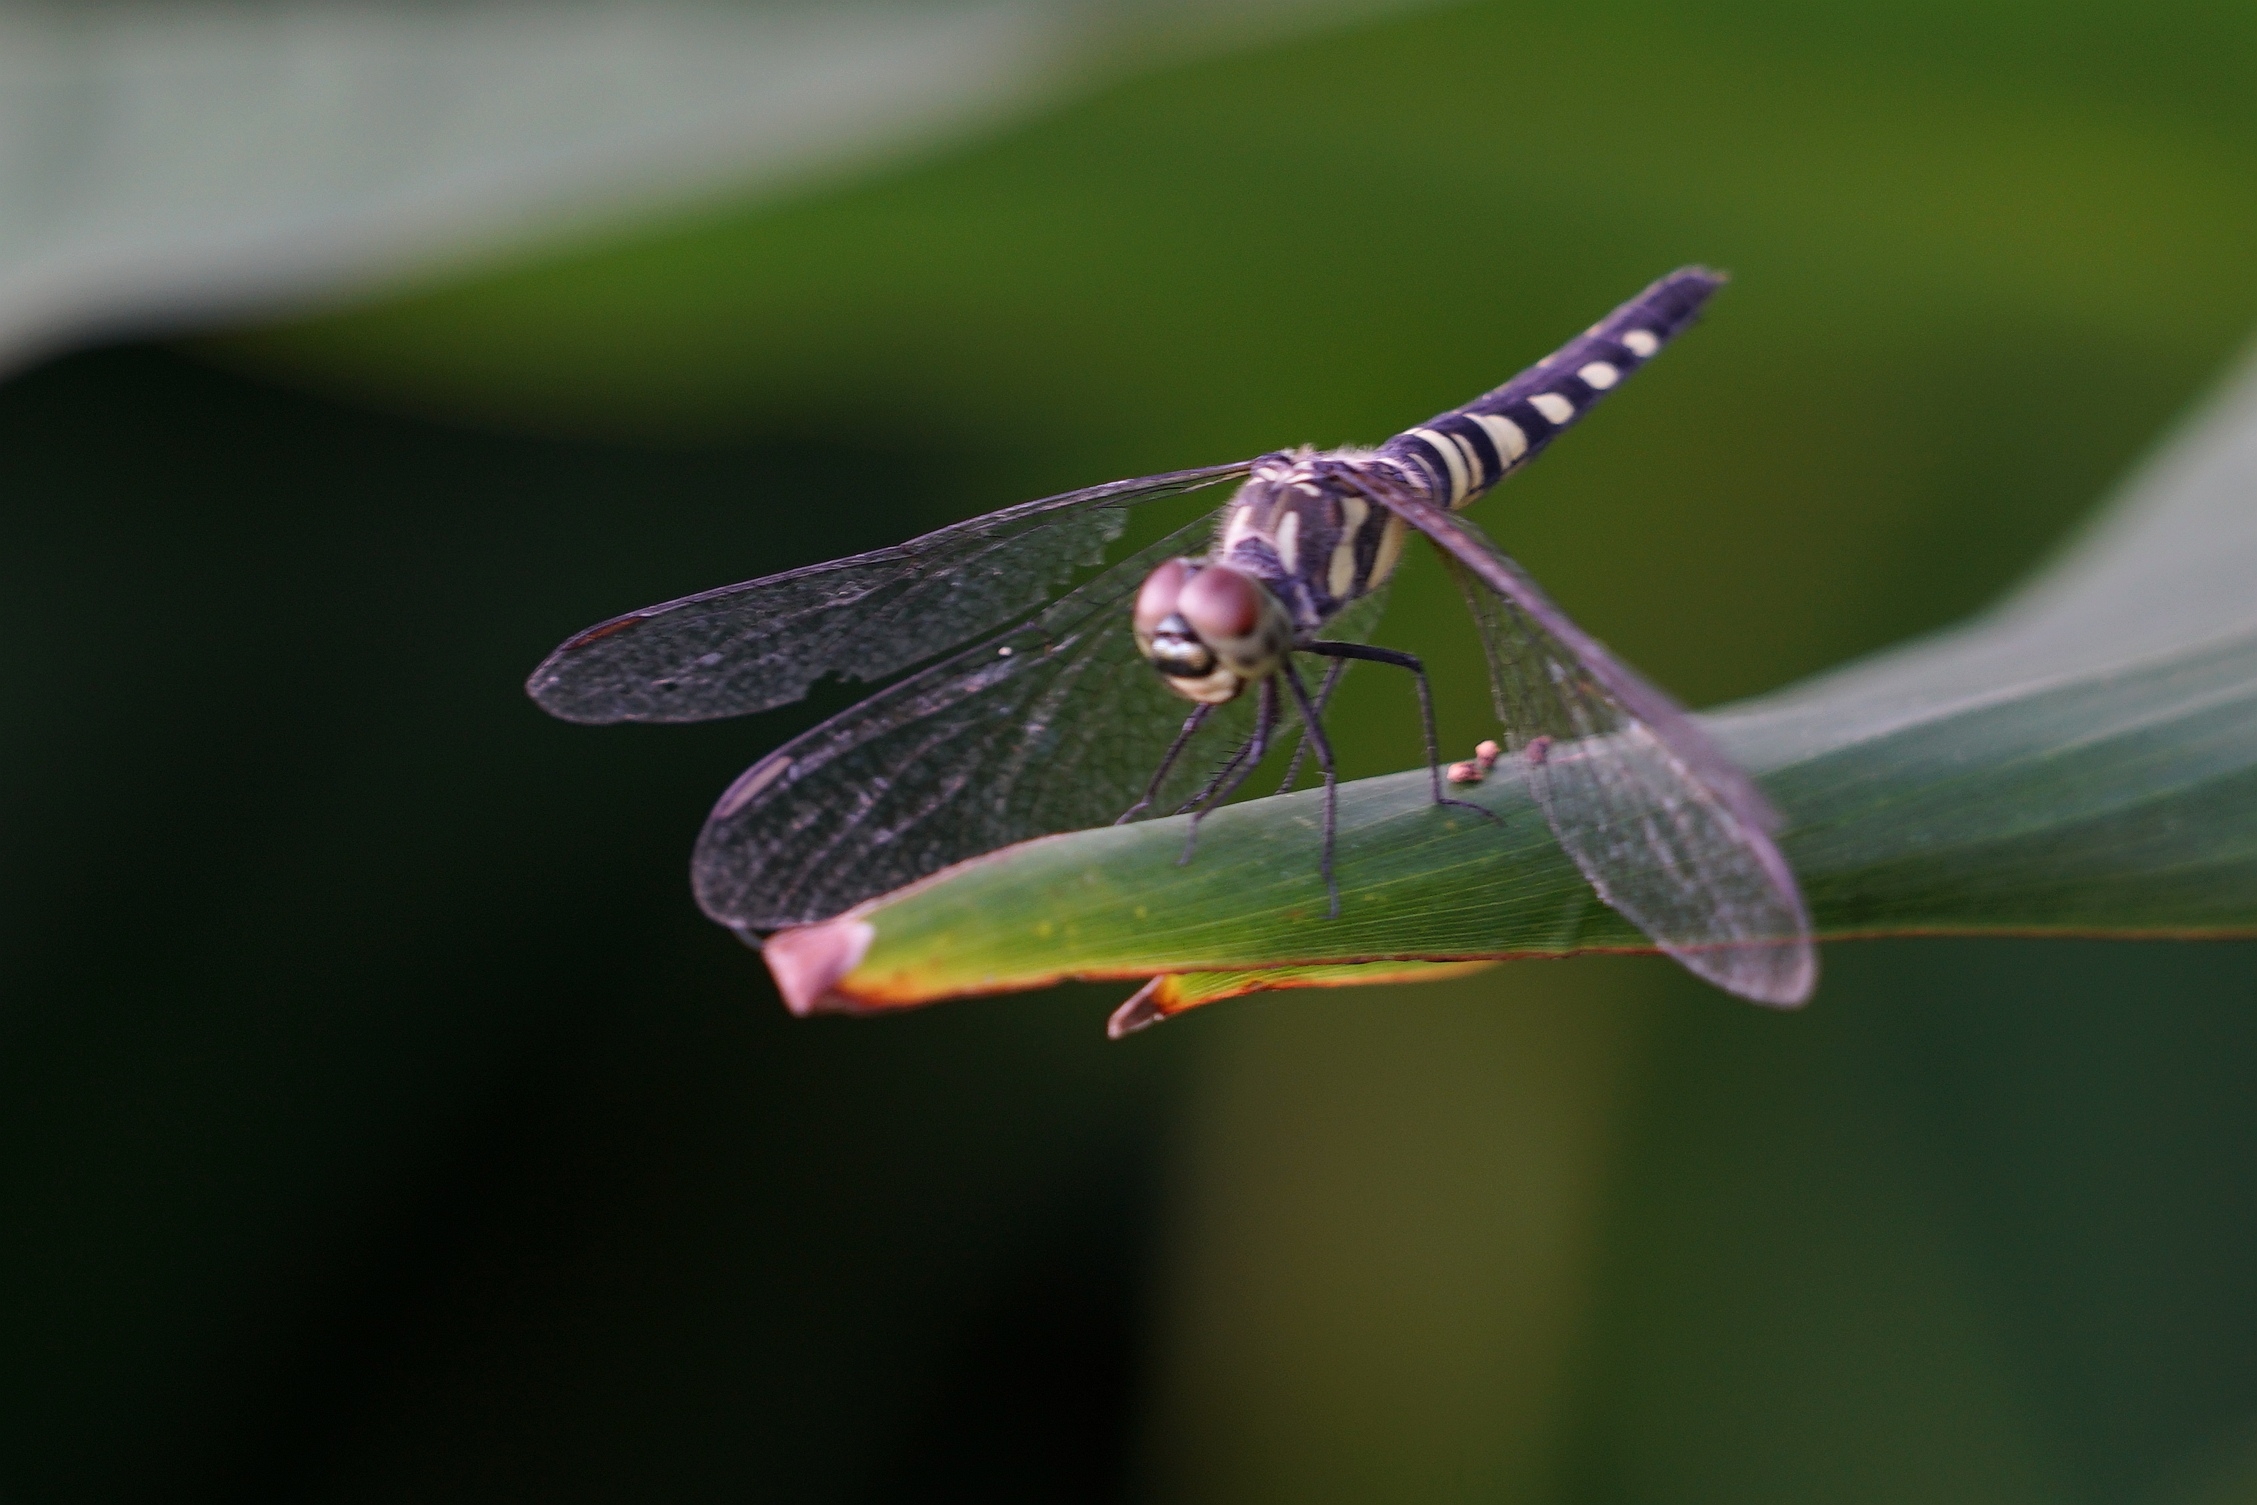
[762,919,875,1015]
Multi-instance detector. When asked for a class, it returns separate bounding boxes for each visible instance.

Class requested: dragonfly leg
[1172,721,1260,817]
[1304,641,1501,825]
[1118,704,1213,823]
[1275,658,1347,795]
[1179,679,1276,865]
[1277,660,1340,918]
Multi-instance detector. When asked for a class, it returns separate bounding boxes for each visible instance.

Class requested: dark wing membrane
[527,461,1255,724]
[693,512,1392,933]
[1382,491,1816,1006]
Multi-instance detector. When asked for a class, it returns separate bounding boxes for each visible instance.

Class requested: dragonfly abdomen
[1207,270,1721,637]
[1382,266,1724,510]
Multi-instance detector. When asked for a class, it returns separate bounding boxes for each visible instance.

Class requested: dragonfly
[528,268,1816,1008]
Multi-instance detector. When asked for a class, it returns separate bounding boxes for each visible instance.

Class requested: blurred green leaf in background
[0,0,1429,369]
[3,0,2257,1501]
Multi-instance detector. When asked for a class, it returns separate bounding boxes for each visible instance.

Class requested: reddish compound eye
[1133,558,1192,638]
[1178,565,1264,642]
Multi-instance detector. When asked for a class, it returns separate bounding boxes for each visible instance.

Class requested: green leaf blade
[802,624,2257,1014]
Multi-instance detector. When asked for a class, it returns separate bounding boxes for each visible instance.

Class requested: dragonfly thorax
[1132,557,1293,704]
[1211,450,1415,634]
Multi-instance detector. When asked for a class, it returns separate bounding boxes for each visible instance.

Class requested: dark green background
[7,0,2257,1497]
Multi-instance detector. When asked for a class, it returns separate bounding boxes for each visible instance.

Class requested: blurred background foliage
[5,0,2257,1499]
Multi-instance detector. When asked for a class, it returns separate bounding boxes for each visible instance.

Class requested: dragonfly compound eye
[1178,565,1290,680]
[1133,558,1192,641]
[1133,559,1247,703]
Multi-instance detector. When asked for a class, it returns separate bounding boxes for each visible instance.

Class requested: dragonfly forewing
[526,462,1253,725]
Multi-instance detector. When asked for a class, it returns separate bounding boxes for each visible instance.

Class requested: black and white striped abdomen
[1205,268,1720,635]
[1382,267,1722,509]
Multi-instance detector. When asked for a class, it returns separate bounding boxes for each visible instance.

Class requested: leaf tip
[763,919,876,1015]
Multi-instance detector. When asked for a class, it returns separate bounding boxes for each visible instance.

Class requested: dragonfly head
[1133,558,1292,704]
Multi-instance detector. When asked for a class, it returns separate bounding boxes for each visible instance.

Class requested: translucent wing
[693,513,1391,934]
[527,461,1255,724]
[1382,490,1816,1005]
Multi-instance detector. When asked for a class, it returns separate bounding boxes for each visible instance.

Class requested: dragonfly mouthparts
[1144,611,1215,676]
